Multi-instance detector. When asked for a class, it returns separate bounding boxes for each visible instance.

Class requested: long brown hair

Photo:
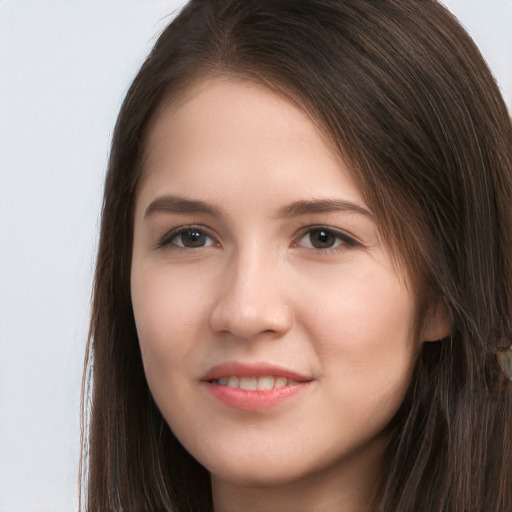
[82,1,512,510]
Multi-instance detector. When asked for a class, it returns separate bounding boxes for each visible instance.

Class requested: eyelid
[154,224,218,250]
[294,225,362,251]
[153,223,363,252]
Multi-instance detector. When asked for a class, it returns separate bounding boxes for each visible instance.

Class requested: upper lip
[201,361,313,382]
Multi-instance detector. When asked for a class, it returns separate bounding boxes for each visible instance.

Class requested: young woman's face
[131,78,441,502]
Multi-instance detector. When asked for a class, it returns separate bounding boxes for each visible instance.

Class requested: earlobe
[421,301,452,342]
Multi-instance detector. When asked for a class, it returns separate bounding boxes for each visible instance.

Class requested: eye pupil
[310,229,336,248]
[181,230,206,247]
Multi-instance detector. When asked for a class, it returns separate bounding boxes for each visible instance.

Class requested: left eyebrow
[278,199,373,219]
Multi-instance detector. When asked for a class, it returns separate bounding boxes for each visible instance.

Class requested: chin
[198,440,346,490]
[209,463,306,488]
[192,444,305,487]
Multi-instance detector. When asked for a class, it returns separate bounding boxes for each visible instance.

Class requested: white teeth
[257,376,275,390]
[239,377,257,390]
[215,375,297,390]
[227,376,239,388]
[274,376,287,388]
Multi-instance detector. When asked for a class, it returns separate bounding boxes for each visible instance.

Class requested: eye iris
[310,228,336,248]
[181,230,206,247]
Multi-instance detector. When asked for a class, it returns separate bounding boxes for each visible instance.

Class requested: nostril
[209,298,293,339]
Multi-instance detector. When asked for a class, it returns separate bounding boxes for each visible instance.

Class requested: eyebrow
[144,195,372,220]
[145,195,223,218]
[278,199,373,219]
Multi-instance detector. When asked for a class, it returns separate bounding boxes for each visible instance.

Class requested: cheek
[298,265,418,406]
[130,268,212,437]
[130,265,207,388]
[303,261,417,345]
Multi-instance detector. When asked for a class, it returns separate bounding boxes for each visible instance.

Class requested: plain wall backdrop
[0,1,510,511]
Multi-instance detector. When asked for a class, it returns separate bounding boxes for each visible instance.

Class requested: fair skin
[131,78,447,512]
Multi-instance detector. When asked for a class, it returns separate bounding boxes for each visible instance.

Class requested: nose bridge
[209,240,293,339]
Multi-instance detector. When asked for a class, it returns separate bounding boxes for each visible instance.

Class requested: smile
[202,362,313,411]
[214,376,298,390]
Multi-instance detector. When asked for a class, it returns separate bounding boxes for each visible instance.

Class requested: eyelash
[155,225,360,254]
[154,225,217,251]
[295,225,360,254]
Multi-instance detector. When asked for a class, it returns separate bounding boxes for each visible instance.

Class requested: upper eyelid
[154,224,217,249]
[154,223,362,249]
[296,225,361,245]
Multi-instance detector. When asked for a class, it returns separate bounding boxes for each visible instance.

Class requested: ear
[421,300,452,342]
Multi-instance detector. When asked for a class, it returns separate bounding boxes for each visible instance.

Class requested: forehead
[140,77,364,210]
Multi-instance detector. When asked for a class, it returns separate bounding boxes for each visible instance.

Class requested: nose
[209,248,294,340]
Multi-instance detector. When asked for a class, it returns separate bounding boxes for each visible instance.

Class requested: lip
[201,361,313,411]
[201,361,312,382]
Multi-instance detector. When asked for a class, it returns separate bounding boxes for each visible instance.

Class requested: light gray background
[0,1,510,511]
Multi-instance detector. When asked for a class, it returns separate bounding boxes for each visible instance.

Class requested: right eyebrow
[144,195,222,218]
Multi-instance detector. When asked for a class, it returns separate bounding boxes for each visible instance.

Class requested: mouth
[202,362,313,411]
[212,375,299,391]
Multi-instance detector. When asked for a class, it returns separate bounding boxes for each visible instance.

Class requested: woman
[82,0,512,510]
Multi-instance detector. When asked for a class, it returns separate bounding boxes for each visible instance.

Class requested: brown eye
[157,226,215,249]
[176,229,209,248]
[308,228,337,249]
[298,227,357,251]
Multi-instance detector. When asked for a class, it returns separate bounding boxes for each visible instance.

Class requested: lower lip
[204,381,310,411]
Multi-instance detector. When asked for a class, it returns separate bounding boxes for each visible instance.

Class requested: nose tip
[208,259,294,340]
[210,300,293,339]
